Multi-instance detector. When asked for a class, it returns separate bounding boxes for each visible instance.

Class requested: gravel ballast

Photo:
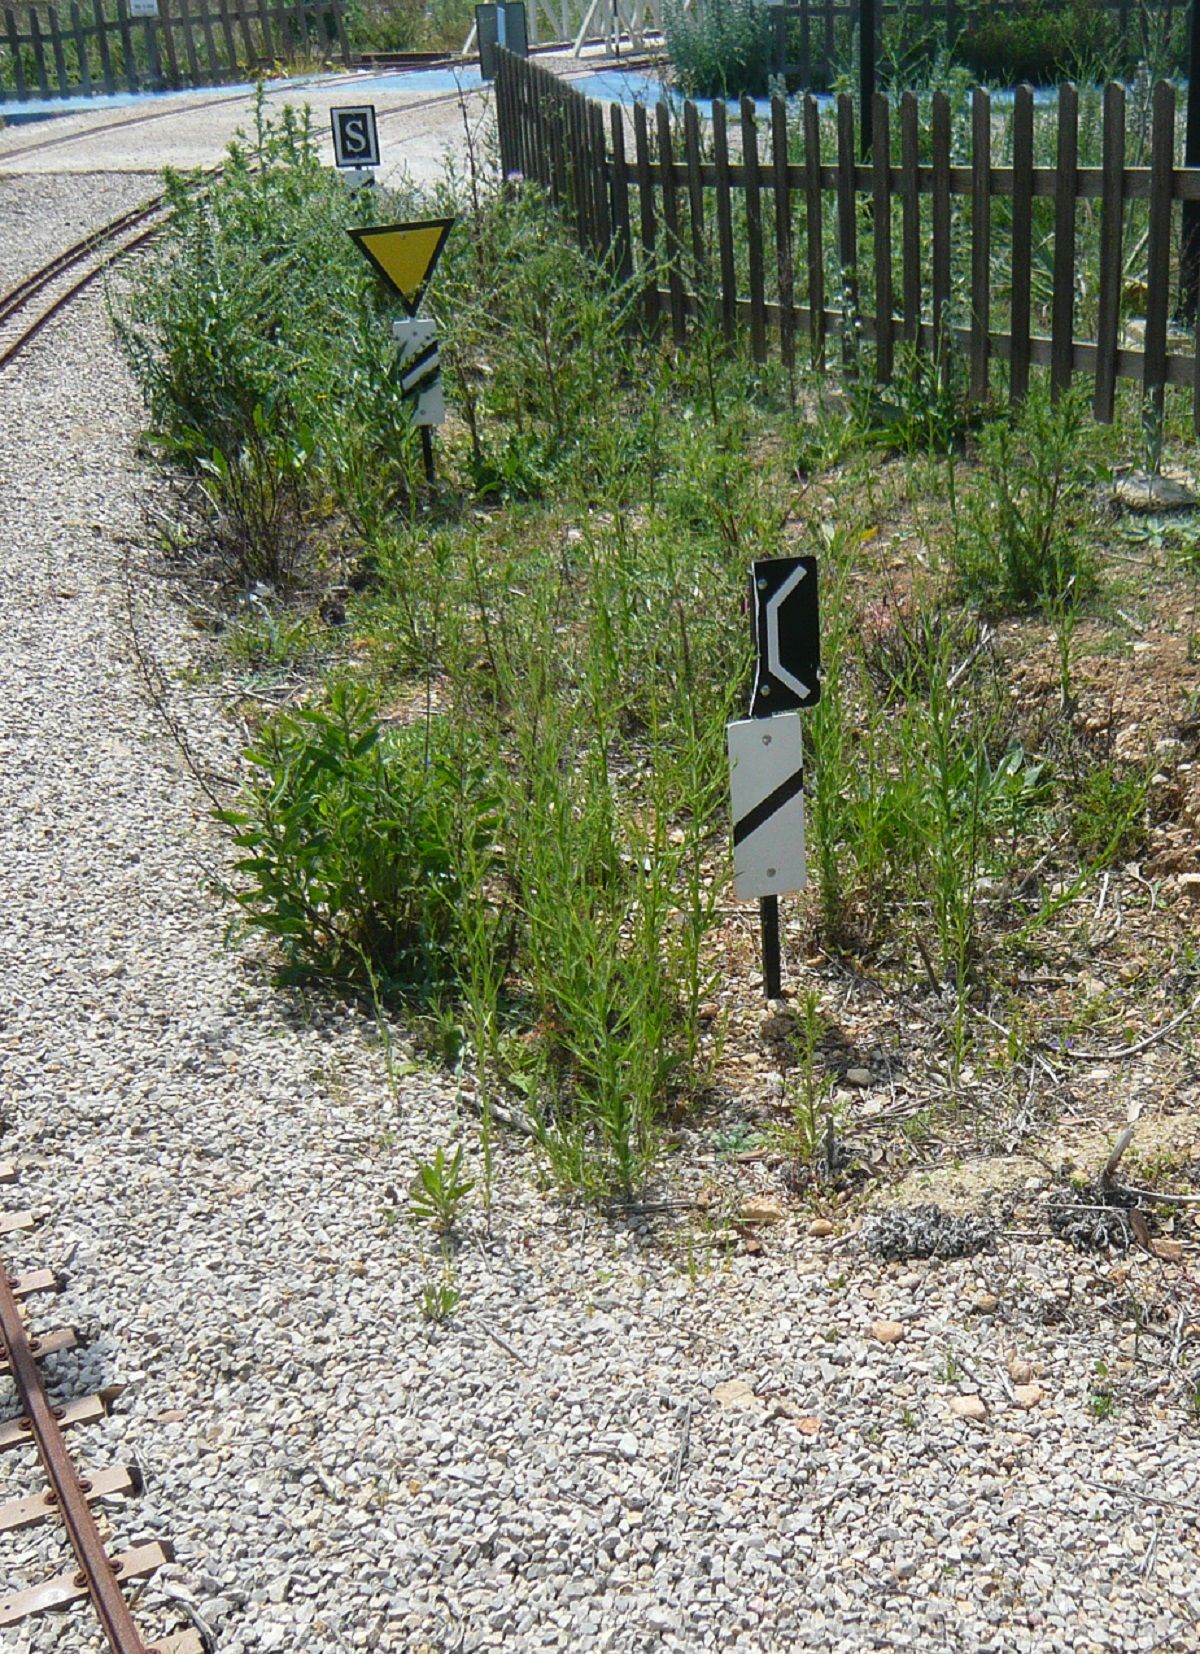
[2,182,1200,1654]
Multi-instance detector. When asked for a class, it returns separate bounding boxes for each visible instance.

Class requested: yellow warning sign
[347,219,455,315]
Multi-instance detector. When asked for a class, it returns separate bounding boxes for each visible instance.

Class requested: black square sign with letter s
[331,106,380,170]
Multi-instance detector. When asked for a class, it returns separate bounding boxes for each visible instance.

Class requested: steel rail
[0,1267,152,1654]
[0,196,166,330]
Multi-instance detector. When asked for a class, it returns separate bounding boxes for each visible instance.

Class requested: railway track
[0,192,172,370]
[0,1165,201,1652]
[0,72,509,367]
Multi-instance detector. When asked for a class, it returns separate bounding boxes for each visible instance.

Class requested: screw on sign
[728,556,820,1000]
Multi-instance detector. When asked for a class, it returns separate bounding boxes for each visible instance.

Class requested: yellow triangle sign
[348,218,455,315]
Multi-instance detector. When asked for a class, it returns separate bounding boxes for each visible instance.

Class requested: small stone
[844,1067,871,1087]
[808,1217,835,1237]
[974,1293,999,1313]
[1008,1358,1034,1385]
[871,1320,906,1345]
[617,1432,639,1461]
[740,1196,785,1225]
[1177,874,1200,902]
[893,1560,917,1581]
[1112,470,1199,512]
[698,1001,720,1021]
[949,1395,988,1421]
[1012,1384,1043,1410]
[713,1380,762,1412]
[1151,1238,1184,1262]
[794,1414,822,1435]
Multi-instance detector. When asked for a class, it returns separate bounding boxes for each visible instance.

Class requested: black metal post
[860,0,877,161]
[420,426,436,484]
[760,894,782,1000]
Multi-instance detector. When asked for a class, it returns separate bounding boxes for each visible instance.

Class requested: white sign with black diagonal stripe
[727,711,806,900]
[391,318,445,427]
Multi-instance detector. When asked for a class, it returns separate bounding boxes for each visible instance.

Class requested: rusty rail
[0,1166,202,1652]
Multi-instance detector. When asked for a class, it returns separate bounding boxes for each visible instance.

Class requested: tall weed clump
[953,385,1105,611]
[216,681,499,998]
[662,0,773,99]
[114,94,420,584]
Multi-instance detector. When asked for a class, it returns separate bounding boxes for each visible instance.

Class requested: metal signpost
[728,556,820,1000]
[347,219,456,482]
[331,105,380,190]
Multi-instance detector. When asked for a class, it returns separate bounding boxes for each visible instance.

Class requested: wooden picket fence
[0,0,349,101]
[495,49,1200,430]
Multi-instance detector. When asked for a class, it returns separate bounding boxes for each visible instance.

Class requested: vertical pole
[760,896,782,1000]
[859,0,875,160]
[420,427,435,484]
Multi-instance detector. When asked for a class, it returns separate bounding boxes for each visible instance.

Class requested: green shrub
[662,0,774,99]
[953,385,1104,611]
[957,0,1129,84]
[1071,761,1149,865]
[216,681,498,998]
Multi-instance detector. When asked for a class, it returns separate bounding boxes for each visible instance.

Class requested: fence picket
[712,98,737,342]
[931,89,951,371]
[684,99,707,296]
[609,101,633,285]
[69,1,91,93]
[115,0,138,89]
[47,6,69,95]
[1143,79,1175,419]
[1051,82,1079,397]
[872,90,892,381]
[772,93,796,373]
[657,100,688,344]
[633,101,659,330]
[91,0,114,90]
[803,92,825,367]
[969,86,990,399]
[1094,81,1125,422]
[29,9,51,96]
[835,91,857,342]
[900,90,919,343]
[741,95,768,363]
[1009,82,1034,402]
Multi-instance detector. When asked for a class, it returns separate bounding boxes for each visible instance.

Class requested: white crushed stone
[0,171,161,289]
[1,181,1200,1654]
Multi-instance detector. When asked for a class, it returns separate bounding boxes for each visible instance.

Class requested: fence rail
[495,49,1200,430]
[0,0,349,101]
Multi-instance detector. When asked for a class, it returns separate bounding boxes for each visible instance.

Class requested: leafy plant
[954,386,1104,611]
[1071,761,1149,865]
[419,1275,463,1324]
[216,681,497,997]
[662,0,774,99]
[410,1144,475,1234]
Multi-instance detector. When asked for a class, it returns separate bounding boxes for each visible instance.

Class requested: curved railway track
[0,1167,202,1652]
[0,191,173,370]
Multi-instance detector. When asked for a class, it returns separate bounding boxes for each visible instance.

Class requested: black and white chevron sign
[727,712,807,900]
[390,318,445,427]
[750,555,820,716]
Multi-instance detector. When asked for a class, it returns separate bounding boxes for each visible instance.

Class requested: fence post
[899,89,920,345]
[931,88,951,377]
[835,92,858,365]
